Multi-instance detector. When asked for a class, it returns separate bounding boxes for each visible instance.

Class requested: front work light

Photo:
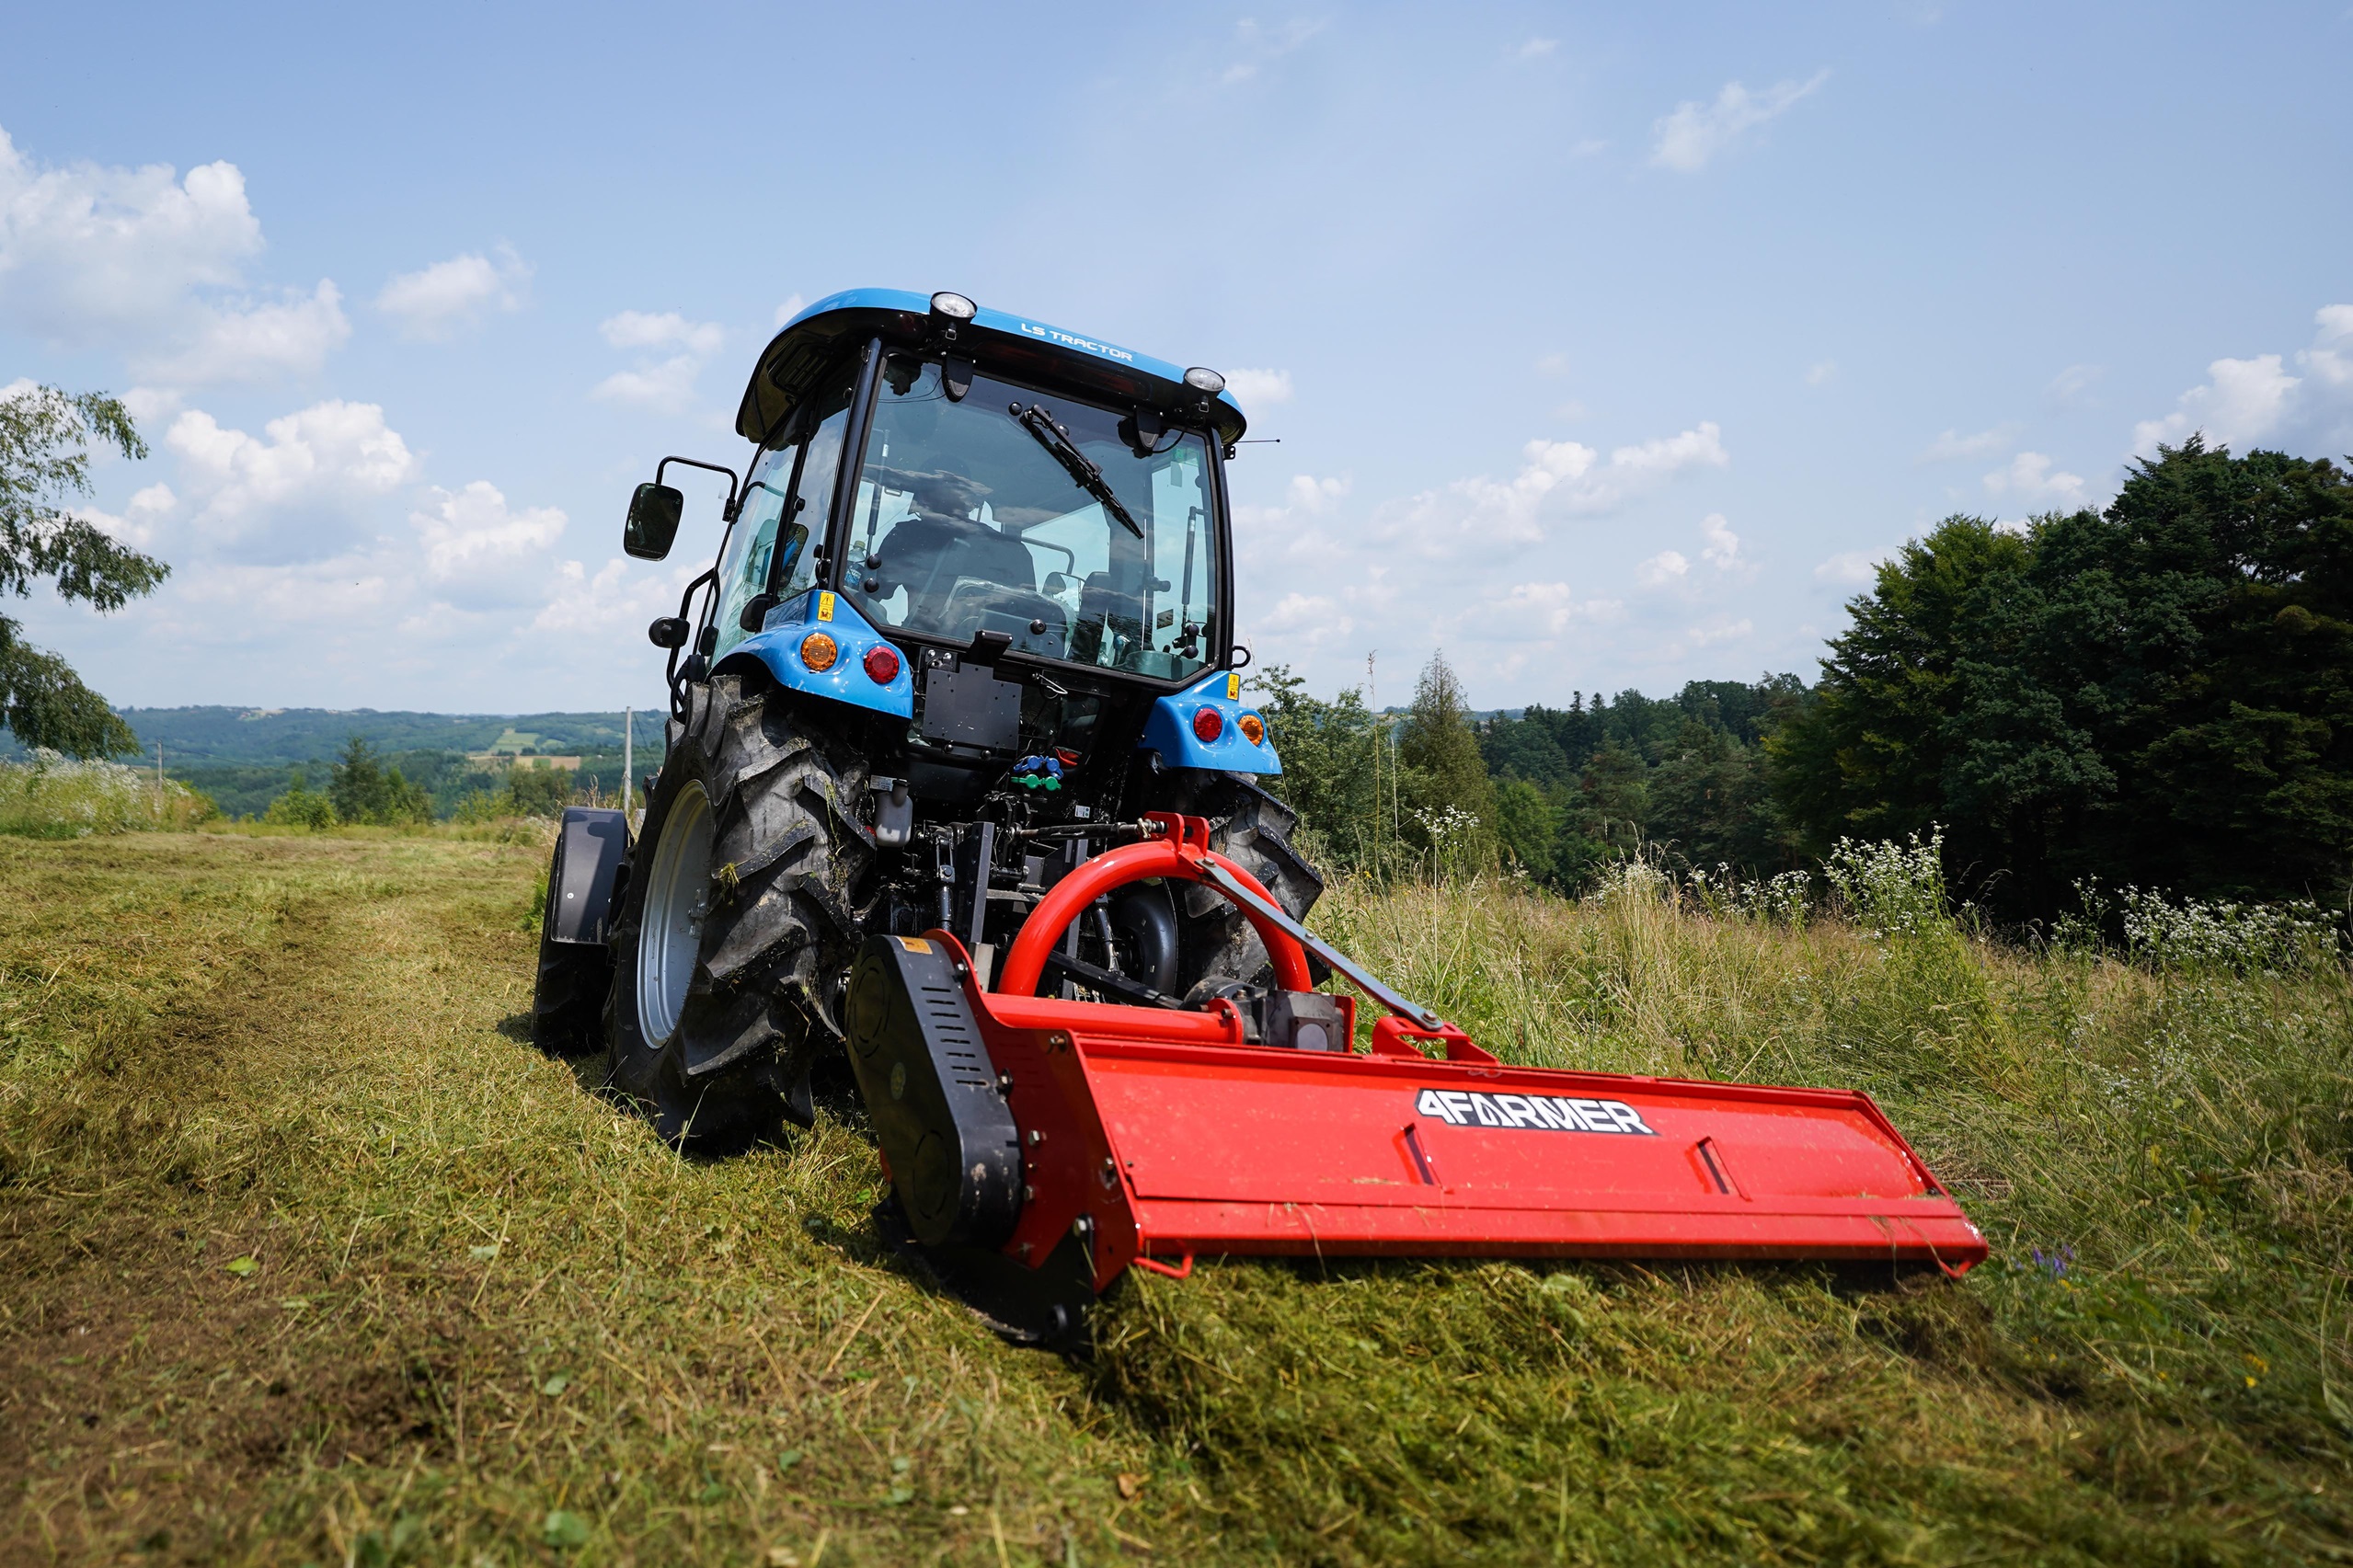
[1183,367,1226,394]
[801,632,839,672]
[863,644,901,684]
[1191,706,1224,744]
[929,292,977,321]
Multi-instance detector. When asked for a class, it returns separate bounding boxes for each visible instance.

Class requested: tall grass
[0,749,215,838]
[4,832,2350,1562]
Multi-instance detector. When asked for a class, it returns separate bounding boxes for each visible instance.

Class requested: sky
[3,2,2349,715]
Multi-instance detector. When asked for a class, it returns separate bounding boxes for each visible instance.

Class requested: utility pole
[1366,650,1379,877]
[622,706,634,835]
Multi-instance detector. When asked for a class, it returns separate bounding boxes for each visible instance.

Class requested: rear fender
[549,807,629,945]
[1138,668,1280,775]
[716,588,914,720]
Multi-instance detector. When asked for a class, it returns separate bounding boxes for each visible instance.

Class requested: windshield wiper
[1012,403,1144,538]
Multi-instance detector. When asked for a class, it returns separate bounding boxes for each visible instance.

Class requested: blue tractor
[533,289,1323,1144]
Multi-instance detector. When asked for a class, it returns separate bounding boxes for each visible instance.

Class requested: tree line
[1258,440,2353,920]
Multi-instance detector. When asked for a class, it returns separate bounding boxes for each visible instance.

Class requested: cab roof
[733,287,1249,450]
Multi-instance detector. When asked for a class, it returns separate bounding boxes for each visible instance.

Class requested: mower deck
[842,814,1985,1341]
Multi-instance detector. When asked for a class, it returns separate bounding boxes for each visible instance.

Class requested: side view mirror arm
[656,456,743,522]
[665,567,718,720]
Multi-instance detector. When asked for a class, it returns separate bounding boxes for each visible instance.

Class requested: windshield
[843,358,1218,680]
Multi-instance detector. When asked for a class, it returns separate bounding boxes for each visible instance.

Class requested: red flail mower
[845,813,1987,1342]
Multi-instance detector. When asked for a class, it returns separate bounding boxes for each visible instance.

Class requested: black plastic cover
[549,807,629,945]
[844,935,1023,1250]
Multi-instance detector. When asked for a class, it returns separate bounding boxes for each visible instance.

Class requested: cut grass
[2,835,2349,1563]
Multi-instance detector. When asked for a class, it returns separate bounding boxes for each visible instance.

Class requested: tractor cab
[626,289,1269,818]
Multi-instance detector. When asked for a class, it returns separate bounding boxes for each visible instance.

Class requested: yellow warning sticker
[1226,671,1241,700]
[898,936,932,953]
[818,590,836,622]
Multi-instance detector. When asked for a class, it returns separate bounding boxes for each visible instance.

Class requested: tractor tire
[601,672,875,1145]
[1157,772,1326,1003]
[530,846,612,1057]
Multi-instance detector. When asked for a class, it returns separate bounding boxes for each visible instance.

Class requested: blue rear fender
[716,589,915,720]
[1139,668,1280,776]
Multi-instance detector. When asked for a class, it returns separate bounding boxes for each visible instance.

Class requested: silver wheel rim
[637,781,713,1045]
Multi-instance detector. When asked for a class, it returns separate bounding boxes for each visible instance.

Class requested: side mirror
[624,483,685,560]
[738,593,779,633]
[647,616,689,649]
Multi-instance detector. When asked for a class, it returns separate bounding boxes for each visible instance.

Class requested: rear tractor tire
[601,673,875,1146]
[1160,772,1326,1002]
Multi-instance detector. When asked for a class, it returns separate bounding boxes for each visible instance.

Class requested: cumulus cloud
[593,311,727,412]
[1222,17,1324,85]
[1224,368,1293,407]
[75,483,177,549]
[772,292,808,328]
[165,399,417,555]
[1636,550,1689,587]
[1806,361,1836,386]
[0,125,259,341]
[2124,305,2353,458]
[1699,512,1739,568]
[375,246,531,340]
[1918,424,2016,463]
[1982,451,2088,509]
[1369,422,1727,563]
[0,125,349,387]
[133,280,350,383]
[408,480,568,609]
[1688,618,1753,647]
[1473,581,1621,641]
[1651,71,1829,172]
[1513,37,1559,60]
[1815,550,1882,586]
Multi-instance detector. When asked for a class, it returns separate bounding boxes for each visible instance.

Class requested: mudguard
[549,807,629,945]
[719,589,915,720]
[1138,667,1280,775]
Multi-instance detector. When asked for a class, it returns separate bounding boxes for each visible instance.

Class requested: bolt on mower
[531,288,1984,1343]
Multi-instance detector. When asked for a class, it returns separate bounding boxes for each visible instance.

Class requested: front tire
[601,673,874,1145]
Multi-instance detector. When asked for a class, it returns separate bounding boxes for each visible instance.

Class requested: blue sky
[4,2,2349,714]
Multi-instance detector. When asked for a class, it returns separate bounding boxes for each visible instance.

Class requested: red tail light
[1191,706,1223,744]
[863,644,901,683]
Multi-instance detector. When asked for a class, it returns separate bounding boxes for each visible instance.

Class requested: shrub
[0,749,215,837]
[261,781,338,830]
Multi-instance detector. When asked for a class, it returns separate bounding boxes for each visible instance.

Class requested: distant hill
[2,705,673,819]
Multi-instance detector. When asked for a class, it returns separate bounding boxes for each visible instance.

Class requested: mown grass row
[2,832,2349,1563]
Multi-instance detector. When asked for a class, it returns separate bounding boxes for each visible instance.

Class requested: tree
[1770,439,2353,913]
[1249,663,1387,871]
[0,385,168,756]
[1397,650,1498,867]
[329,737,434,825]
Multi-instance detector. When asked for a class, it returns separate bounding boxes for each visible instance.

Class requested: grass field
[3,831,2350,1564]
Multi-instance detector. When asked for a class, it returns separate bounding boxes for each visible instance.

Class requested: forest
[1260,440,2353,921]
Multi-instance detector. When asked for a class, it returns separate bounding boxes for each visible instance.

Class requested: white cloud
[1650,71,1830,172]
[1222,17,1324,85]
[594,311,727,412]
[1474,581,1620,641]
[1699,512,1739,567]
[1918,424,2016,463]
[1806,361,1836,386]
[165,399,418,554]
[2049,364,2103,404]
[1636,550,1689,587]
[1815,550,1882,586]
[1224,368,1293,407]
[2299,304,2353,388]
[1688,618,1753,647]
[533,557,674,637]
[1513,38,1558,60]
[0,125,260,342]
[600,310,724,355]
[1981,451,2088,509]
[133,280,350,384]
[375,246,531,340]
[2131,354,2300,457]
[408,480,568,607]
[1534,351,1569,376]
[76,482,177,548]
[772,292,808,329]
[1372,421,1727,561]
